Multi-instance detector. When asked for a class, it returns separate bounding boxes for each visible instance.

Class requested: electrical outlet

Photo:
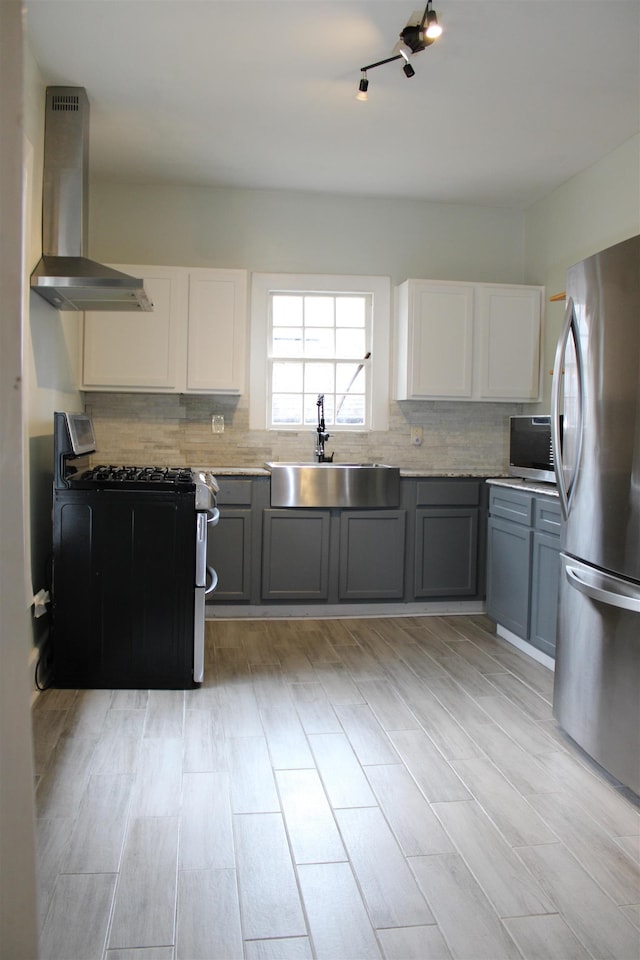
[411,426,423,447]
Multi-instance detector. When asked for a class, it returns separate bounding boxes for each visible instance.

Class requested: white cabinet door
[82,265,248,394]
[82,266,187,390]
[186,269,247,393]
[476,285,542,400]
[395,281,474,400]
[395,279,542,402]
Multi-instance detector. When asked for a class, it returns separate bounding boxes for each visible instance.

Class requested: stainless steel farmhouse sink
[265,462,400,508]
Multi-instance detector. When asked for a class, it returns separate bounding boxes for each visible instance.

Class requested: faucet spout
[315,394,334,462]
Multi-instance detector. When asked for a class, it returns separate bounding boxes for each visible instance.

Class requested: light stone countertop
[487,476,559,497]
[198,465,509,480]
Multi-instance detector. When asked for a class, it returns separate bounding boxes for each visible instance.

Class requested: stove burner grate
[69,465,196,490]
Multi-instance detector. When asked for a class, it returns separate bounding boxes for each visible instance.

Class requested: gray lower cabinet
[530,497,563,657]
[207,477,268,603]
[414,480,482,598]
[262,509,331,600]
[339,510,406,600]
[209,474,487,606]
[486,484,561,656]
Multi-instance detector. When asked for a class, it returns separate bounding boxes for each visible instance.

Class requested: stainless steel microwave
[509,415,560,483]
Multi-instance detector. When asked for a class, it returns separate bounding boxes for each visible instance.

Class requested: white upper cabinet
[81,265,248,394]
[395,279,543,402]
[186,269,247,393]
[475,284,542,400]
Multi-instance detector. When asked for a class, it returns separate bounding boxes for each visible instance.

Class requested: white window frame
[250,273,390,431]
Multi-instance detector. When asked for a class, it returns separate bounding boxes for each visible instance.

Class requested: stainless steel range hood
[30,87,152,312]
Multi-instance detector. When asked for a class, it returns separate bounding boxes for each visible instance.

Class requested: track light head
[356,73,369,101]
[425,6,443,40]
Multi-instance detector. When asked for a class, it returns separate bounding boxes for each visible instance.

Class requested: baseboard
[496,624,555,671]
[206,600,486,620]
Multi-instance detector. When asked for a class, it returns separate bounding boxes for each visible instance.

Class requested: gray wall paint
[89,182,526,284]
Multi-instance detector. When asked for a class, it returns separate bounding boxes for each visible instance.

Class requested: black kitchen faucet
[315,394,334,462]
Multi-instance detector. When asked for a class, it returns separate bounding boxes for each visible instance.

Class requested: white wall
[90,182,527,284]
[524,134,640,408]
[0,1,38,955]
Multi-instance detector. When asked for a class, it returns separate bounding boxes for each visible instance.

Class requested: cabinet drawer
[489,487,534,526]
[416,480,480,506]
[215,479,253,506]
[534,496,562,535]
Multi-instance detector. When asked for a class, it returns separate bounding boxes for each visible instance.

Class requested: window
[250,274,390,432]
[270,292,369,427]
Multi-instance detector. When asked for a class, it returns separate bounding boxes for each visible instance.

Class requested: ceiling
[24,1,640,210]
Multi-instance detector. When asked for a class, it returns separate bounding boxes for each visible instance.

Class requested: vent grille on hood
[30,86,152,312]
[51,92,80,111]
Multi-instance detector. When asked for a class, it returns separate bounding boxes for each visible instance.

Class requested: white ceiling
[24,1,640,209]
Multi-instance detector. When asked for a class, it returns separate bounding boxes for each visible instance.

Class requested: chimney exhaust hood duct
[30,87,152,312]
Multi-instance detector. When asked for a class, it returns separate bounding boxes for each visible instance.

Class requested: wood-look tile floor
[32,614,640,960]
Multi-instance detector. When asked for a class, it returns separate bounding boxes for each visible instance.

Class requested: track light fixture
[356,2,442,100]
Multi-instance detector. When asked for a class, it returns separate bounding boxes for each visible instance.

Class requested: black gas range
[51,412,218,689]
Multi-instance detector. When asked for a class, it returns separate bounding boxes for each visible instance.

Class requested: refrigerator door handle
[551,297,584,519]
[566,563,640,613]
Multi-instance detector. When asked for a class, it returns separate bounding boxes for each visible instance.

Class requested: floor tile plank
[276,768,346,864]
[364,763,455,857]
[228,736,280,813]
[518,841,640,960]
[449,756,558,846]
[40,872,116,960]
[244,936,314,959]
[176,867,243,959]
[108,816,179,950]
[259,700,315,769]
[376,924,453,959]
[64,773,133,873]
[410,853,522,959]
[503,913,595,960]
[532,790,640,907]
[308,732,377,807]
[298,861,383,959]
[290,682,342,734]
[336,805,434,928]
[333,702,400,765]
[431,799,555,918]
[179,771,235,870]
[388,729,471,802]
[233,812,307,940]
[355,678,422,732]
[128,738,182,817]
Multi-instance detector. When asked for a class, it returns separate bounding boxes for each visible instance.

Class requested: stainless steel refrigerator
[551,234,640,795]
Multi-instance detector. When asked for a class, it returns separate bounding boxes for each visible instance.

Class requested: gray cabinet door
[486,514,533,638]
[262,509,331,600]
[530,530,561,657]
[415,507,479,597]
[208,509,252,601]
[339,510,406,600]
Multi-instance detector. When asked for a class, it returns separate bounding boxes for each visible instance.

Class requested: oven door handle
[206,507,220,526]
[205,566,218,596]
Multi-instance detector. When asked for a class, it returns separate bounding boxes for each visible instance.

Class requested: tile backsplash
[82,392,525,474]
